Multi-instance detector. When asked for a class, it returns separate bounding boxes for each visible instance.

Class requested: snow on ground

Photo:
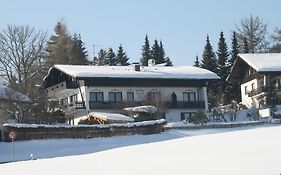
[1,125,281,174]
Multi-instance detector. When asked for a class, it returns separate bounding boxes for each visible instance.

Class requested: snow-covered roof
[238,53,281,72]
[50,64,220,80]
[0,84,30,102]
[124,105,157,114]
[88,112,134,122]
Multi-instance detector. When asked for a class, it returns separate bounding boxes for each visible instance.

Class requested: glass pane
[109,92,115,102]
[127,92,134,102]
[90,92,97,101]
[189,92,196,102]
[183,92,188,102]
[115,92,122,102]
[96,92,103,102]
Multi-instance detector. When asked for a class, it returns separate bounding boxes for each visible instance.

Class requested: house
[42,64,219,124]
[228,53,281,109]
[0,84,30,141]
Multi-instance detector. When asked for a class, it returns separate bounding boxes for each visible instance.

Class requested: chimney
[148,59,155,67]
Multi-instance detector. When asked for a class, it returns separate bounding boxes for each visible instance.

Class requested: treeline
[196,15,281,107]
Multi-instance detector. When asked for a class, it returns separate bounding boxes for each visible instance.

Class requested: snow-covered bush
[187,111,208,125]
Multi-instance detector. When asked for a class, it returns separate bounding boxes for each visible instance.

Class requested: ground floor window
[90,92,104,102]
[109,92,122,102]
[127,92,134,102]
[180,112,196,121]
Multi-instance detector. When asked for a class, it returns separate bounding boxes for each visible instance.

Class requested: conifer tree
[194,55,200,67]
[242,37,250,53]
[69,33,88,65]
[97,49,107,66]
[151,40,165,64]
[107,48,117,66]
[116,44,129,66]
[228,31,241,103]
[165,57,173,66]
[217,32,229,104]
[201,35,217,73]
[229,32,239,65]
[201,35,219,107]
[140,34,151,66]
[46,21,72,66]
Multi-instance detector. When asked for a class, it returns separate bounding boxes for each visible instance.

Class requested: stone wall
[1,119,166,142]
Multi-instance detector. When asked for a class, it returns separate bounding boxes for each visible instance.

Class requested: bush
[187,111,208,125]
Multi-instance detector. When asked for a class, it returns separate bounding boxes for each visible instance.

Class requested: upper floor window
[109,92,122,102]
[69,94,77,103]
[127,92,134,102]
[183,92,196,102]
[147,91,161,102]
[244,86,248,95]
[251,83,255,90]
[90,92,104,102]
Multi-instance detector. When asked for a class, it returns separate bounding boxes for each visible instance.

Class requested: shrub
[187,111,208,125]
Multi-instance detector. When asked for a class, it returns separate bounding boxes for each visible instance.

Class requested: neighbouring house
[0,84,30,140]
[228,53,281,109]
[42,63,219,124]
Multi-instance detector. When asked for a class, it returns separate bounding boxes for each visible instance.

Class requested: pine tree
[194,55,200,67]
[201,35,219,107]
[228,32,241,103]
[151,39,165,64]
[46,21,72,66]
[140,35,151,66]
[69,33,88,65]
[229,32,239,65]
[165,57,173,66]
[107,48,117,66]
[97,49,107,66]
[116,44,130,66]
[159,40,166,63]
[217,32,229,104]
[242,37,250,53]
[201,35,217,73]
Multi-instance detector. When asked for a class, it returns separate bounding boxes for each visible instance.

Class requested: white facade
[47,83,209,124]
[44,64,219,125]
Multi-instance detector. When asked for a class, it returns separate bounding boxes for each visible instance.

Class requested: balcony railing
[248,86,268,97]
[89,101,205,110]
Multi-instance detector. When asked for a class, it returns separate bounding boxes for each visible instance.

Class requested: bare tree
[235,15,268,53]
[269,28,281,53]
[0,25,47,123]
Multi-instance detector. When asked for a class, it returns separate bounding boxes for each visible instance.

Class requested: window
[127,92,134,102]
[90,92,104,102]
[147,91,161,102]
[69,94,77,103]
[244,86,248,95]
[183,92,196,102]
[109,92,122,102]
[136,90,144,101]
[251,83,255,90]
[60,97,68,106]
[180,112,195,121]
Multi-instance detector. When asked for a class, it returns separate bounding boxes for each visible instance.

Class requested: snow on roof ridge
[51,64,220,80]
[238,53,281,72]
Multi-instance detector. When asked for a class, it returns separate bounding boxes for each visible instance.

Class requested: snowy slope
[1,126,281,174]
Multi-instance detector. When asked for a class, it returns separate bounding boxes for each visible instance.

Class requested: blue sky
[1,0,280,66]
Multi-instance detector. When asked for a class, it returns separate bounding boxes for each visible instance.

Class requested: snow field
[1,125,281,174]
